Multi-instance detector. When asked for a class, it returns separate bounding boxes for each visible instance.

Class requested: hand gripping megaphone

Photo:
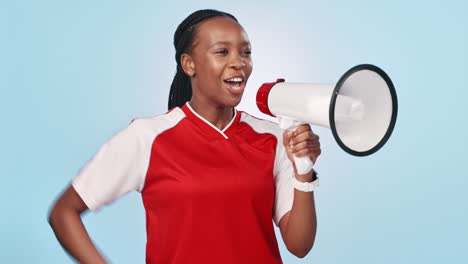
[256,64,398,175]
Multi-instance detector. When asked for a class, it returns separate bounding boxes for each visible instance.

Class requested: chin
[226,95,243,108]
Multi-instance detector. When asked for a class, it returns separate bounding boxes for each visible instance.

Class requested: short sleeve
[72,119,150,212]
[272,131,295,227]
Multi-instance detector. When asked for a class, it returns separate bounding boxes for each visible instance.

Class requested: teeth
[226,77,242,82]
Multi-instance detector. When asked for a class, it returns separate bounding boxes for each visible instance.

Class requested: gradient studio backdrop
[1,0,467,263]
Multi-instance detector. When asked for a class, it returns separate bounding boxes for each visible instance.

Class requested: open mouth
[223,77,245,94]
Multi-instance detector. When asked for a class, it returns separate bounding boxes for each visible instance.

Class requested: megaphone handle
[278,116,315,175]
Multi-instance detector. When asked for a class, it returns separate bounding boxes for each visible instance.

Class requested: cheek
[212,58,227,73]
[245,60,253,77]
[197,59,226,92]
[200,58,224,78]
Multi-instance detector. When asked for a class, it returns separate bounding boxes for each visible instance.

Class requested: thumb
[282,130,294,147]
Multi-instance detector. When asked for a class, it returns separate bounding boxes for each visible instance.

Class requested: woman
[48,9,321,264]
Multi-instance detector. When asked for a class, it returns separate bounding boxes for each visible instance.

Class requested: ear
[181,53,196,77]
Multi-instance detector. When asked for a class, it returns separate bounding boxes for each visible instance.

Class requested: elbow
[293,247,312,258]
[48,199,65,228]
[287,238,316,258]
[287,244,312,259]
[47,202,59,227]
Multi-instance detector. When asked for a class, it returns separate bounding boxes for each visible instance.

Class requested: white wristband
[292,171,319,192]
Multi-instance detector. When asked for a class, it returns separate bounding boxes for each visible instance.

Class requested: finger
[292,124,311,136]
[282,130,294,146]
[292,141,320,153]
[291,131,320,145]
[292,149,321,158]
[294,148,321,160]
[294,148,315,158]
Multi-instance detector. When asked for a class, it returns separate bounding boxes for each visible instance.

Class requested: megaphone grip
[277,116,315,175]
[293,155,314,175]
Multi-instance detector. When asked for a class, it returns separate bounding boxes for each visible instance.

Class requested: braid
[168,9,239,111]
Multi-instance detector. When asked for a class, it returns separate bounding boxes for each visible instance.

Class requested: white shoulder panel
[72,107,186,212]
[240,112,295,227]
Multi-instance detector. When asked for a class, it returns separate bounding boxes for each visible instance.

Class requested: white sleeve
[72,119,150,212]
[272,130,295,227]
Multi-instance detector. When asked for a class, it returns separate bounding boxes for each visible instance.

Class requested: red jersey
[72,102,296,263]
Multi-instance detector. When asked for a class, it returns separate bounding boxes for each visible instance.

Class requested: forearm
[284,171,317,258]
[48,207,107,264]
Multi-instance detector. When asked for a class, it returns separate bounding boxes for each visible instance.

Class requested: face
[181,16,253,108]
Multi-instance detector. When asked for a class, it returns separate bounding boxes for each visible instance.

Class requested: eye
[216,49,228,54]
[244,49,252,55]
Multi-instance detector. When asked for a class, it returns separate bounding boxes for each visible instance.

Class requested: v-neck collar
[181,102,240,140]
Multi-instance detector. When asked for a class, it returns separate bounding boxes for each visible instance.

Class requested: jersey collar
[181,102,240,140]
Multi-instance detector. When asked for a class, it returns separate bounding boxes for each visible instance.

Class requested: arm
[47,119,148,263]
[48,184,108,264]
[279,170,317,258]
[279,124,321,258]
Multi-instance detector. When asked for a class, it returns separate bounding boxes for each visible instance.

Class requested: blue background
[1,0,467,263]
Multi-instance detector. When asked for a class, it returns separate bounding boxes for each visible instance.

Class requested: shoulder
[127,106,187,136]
[239,110,282,138]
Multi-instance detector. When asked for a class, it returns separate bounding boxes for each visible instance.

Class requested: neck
[188,98,234,131]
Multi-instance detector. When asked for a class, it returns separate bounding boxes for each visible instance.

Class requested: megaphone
[256,64,398,174]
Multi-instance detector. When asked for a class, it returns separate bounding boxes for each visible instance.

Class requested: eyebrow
[209,41,251,48]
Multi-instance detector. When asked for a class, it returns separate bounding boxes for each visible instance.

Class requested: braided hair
[168,9,239,111]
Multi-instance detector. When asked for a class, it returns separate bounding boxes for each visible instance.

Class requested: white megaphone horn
[256,64,398,175]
